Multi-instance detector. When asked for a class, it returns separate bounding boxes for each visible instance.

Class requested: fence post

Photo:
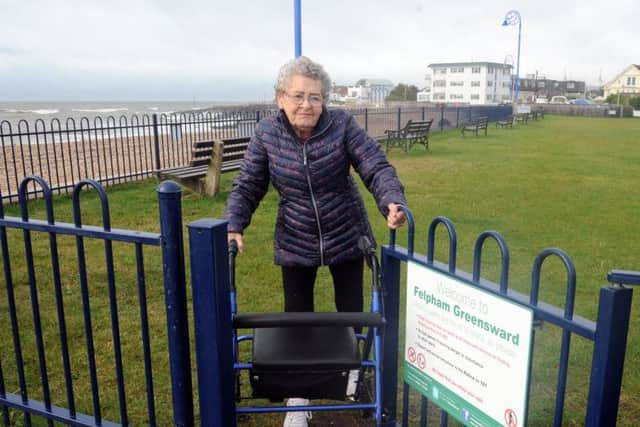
[381,245,401,426]
[157,181,194,427]
[364,108,369,133]
[202,140,224,197]
[396,107,401,132]
[188,219,236,427]
[455,107,460,128]
[585,285,633,426]
[153,114,161,171]
[439,104,445,131]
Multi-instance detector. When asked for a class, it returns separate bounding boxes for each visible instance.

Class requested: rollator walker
[229,236,387,425]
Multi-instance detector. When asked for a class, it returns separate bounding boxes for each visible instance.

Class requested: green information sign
[404,261,534,427]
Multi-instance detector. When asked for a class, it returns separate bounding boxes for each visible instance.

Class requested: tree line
[386,83,419,102]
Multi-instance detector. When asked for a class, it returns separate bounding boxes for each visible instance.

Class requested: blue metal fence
[5,177,629,426]
[184,206,635,425]
[0,177,191,426]
[380,209,635,426]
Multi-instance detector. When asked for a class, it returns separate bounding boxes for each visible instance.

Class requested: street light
[294,0,302,57]
[502,10,521,103]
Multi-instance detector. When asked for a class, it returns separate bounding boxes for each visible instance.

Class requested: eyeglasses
[283,92,323,106]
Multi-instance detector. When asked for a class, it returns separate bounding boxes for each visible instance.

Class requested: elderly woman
[224,56,406,426]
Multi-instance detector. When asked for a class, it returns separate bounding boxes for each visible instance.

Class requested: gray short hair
[274,56,331,103]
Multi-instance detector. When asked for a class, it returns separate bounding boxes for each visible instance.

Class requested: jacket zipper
[302,143,325,265]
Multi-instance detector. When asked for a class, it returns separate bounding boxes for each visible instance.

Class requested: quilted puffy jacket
[224,108,406,267]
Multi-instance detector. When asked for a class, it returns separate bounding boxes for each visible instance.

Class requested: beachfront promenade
[0,104,511,203]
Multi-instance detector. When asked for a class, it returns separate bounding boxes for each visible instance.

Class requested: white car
[549,96,569,104]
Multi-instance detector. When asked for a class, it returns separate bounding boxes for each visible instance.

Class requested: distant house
[329,85,349,103]
[518,76,586,102]
[603,65,640,98]
[346,78,394,103]
[425,62,513,105]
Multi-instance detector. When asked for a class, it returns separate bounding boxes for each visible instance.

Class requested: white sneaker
[283,398,312,427]
[346,369,360,397]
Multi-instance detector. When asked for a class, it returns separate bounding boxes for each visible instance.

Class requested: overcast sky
[1,0,637,102]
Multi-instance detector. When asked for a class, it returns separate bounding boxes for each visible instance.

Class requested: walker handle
[228,239,238,292]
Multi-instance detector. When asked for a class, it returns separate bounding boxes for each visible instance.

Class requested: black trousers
[281,257,364,313]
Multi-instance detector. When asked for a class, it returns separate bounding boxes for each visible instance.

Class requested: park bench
[461,116,488,137]
[514,113,528,125]
[529,110,544,120]
[382,119,433,153]
[496,115,514,129]
[157,136,250,196]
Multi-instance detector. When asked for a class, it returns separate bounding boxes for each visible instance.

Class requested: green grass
[1,115,640,426]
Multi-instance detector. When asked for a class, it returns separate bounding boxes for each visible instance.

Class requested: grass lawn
[1,115,640,426]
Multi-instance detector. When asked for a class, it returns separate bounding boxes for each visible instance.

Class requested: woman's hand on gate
[387,203,406,229]
[228,232,244,252]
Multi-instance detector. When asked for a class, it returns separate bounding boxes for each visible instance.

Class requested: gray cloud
[1,0,637,100]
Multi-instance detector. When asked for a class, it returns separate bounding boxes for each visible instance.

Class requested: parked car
[550,96,569,104]
[569,98,594,105]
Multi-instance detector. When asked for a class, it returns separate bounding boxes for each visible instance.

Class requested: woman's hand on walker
[228,232,244,252]
[387,203,406,229]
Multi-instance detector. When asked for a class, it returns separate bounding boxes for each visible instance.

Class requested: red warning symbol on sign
[407,346,416,363]
[417,352,426,370]
[504,408,518,427]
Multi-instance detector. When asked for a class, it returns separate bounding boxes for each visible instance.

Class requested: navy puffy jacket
[224,108,406,266]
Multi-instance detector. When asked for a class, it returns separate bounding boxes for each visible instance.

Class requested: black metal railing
[1,105,511,204]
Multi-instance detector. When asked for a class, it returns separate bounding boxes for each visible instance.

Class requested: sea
[0,100,252,128]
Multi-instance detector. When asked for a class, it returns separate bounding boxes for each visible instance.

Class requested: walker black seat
[250,325,360,400]
[235,311,383,400]
[252,326,360,369]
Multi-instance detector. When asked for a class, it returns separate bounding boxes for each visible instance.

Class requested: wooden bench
[514,113,528,125]
[529,111,543,121]
[157,136,250,196]
[496,115,514,129]
[461,116,488,137]
[382,119,433,153]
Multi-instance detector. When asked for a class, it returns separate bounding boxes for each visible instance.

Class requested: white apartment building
[424,62,513,105]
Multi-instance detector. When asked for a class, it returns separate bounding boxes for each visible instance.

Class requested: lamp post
[502,10,521,103]
[294,0,302,57]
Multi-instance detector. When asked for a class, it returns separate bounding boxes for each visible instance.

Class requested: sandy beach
[1,132,189,203]
[1,105,462,204]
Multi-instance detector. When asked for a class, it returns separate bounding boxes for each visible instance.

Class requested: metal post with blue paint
[585,270,638,426]
[381,206,414,426]
[157,181,193,427]
[380,243,401,426]
[188,219,236,427]
[294,0,302,57]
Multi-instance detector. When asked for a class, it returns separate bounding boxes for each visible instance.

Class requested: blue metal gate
[184,206,636,426]
[0,178,193,426]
